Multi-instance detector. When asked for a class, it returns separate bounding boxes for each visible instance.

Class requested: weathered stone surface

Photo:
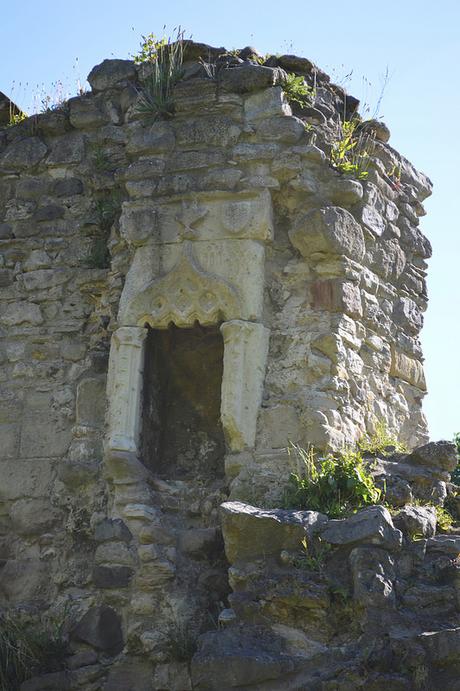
[0,137,47,172]
[219,64,281,93]
[349,546,396,607]
[9,498,60,535]
[221,501,327,562]
[320,506,402,550]
[94,518,133,542]
[393,504,436,538]
[290,206,366,260]
[0,301,43,326]
[76,377,106,427]
[257,115,305,143]
[152,662,192,691]
[71,605,124,653]
[409,441,458,473]
[0,559,51,602]
[103,659,154,690]
[20,671,71,690]
[88,59,137,91]
[46,134,85,165]
[177,527,221,558]
[390,349,426,389]
[53,177,83,196]
[191,625,294,689]
[426,534,460,555]
[93,565,134,588]
[126,122,175,154]
[419,627,460,664]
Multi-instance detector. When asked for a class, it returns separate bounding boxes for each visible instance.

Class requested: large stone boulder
[191,625,294,689]
[393,504,437,538]
[408,441,458,473]
[71,605,123,654]
[220,501,327,563]
[319,505,402,550]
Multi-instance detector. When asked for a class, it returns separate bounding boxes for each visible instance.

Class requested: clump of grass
[85,192,121,269]
[0,612,68,691]
[294,536,331,573]
[135,28,186,120]
[91,143,112,172]
[166,619,197,662]
[330,116,375,180]
[282,73,315,108]
[451,433,460,485]
[94,193,121,232]
[283,443,381,518]
[434,504,454,532]
[358,420,408,456]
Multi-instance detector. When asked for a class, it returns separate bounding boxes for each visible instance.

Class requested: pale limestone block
[290,206,365,261]
[121,242,241,328]
[244,86,292,121]
[76,377,106,427]
[106,326,147,454]
[119,239,265,326]
[258,404,302,449]
[120,190,273,245]
[390,349,426,390]
[19,390,72,458]
[0,458,54,500]
[0,301,43,327]
[220,320,270,452]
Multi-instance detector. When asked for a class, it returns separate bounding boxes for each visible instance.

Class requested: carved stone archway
[104,241,270,477]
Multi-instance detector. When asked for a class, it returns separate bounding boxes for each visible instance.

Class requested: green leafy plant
[94,193,121,232]
[85,192,121,269]
[0,612,68,691]
[135,28,186,120]
[386,163,402,191]
[284,443,382,518]
[358,420,408,456]
[133,32,168,64]
[330,117,375,180]
[434,504,454,532]
[91,143,112,172]
[282,73,315,108]
[294,536,331,572]
[7,100,27,127]
[451,433,460,485]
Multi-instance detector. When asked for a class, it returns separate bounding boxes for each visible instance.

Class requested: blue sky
[1,0,459,440]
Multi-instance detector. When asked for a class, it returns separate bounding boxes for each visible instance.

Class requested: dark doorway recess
[141,324,225,479]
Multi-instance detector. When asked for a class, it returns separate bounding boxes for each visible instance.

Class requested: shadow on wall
[141,323,226,480]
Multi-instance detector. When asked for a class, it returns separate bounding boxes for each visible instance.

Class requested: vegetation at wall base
[283,443,381,518]
[0,612,68,691]
[358,419,408,455]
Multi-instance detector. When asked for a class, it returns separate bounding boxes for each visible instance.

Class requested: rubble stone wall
[0,42,437,689]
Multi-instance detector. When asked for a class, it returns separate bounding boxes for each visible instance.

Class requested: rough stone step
[426,535,460,555]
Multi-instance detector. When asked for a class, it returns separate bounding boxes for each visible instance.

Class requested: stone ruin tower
[2,42,458,691]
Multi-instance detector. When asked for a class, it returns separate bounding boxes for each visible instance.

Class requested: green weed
[330,117,375,180]
[293,536,331,573]
[282,73,315,108]
[358,420,408,456]
[0,612,68,691]
[283,443,381,518]
[451,433,460,485]
[135,28,186,120]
